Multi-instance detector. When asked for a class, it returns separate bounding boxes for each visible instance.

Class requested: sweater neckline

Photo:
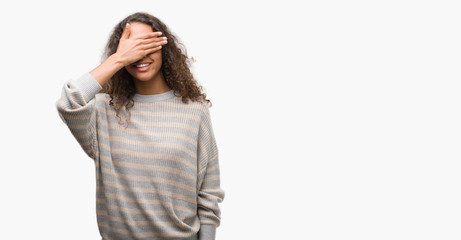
[133,89,175,102]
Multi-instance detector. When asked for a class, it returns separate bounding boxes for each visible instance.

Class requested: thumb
[121,23,131,39]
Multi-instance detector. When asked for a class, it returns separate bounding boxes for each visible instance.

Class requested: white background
[0,0,460,239]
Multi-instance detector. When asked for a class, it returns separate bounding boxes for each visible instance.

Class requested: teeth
[136,63,150,68]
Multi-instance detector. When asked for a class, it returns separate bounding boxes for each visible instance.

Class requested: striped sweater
[55,72,225,240]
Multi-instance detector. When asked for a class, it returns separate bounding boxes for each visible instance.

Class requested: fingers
[140,36,167,45]
[138,31,163,39]
[144,45,163,56]
[141,38,168,50]
[121,23,131,39]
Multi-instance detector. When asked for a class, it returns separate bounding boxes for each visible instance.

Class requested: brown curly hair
[99,12,211,125]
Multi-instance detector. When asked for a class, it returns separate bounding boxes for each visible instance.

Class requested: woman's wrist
[89,53,125,87]
[108,53,126,69]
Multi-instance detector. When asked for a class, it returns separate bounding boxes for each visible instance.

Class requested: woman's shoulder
[91,93,116,113]
[94,93,110,106]
[172,95,209,109]
[171,96,211,119]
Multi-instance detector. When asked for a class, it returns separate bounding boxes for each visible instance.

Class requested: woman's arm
[196,104,225,240]
[55,72,102,160]
[89,54,124,88]
[56,23,165,160]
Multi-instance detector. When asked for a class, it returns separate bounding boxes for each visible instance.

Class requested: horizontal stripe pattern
[56,72,225,240]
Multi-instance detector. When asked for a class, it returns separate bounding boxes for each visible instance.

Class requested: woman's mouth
[133,62,152,72]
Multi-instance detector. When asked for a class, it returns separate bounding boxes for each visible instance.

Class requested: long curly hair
[99,12,211,126]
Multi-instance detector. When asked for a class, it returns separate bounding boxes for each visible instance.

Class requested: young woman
[56,12,224,240]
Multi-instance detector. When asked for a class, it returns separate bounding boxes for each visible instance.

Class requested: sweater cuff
[72,72,103,101]
[198,224,216,240]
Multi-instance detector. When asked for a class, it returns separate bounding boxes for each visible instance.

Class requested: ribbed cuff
[198,224,216,240]
[73,72,103,101]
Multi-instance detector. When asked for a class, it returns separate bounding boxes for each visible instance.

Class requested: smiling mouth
[133,63,151,68]
[132,62,152,71]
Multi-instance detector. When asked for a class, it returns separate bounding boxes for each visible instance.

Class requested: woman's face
[124,22,163,82]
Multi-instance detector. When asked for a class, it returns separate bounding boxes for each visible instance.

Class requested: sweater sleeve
[196,104,225,240]
[55,72,103,160]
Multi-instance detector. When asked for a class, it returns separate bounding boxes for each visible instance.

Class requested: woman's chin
[127,67,155,80]
[131,72,156,82]
[134,76,152,81]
